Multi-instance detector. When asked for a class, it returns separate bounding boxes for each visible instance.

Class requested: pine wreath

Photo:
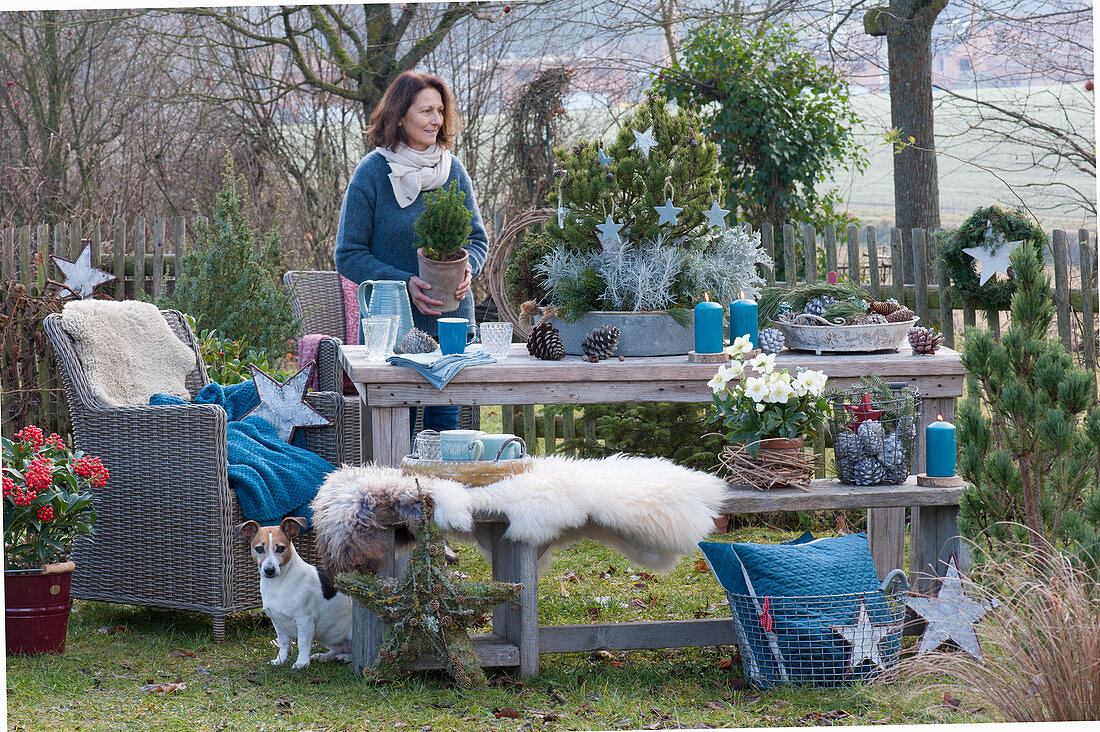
[942,205,1047,311]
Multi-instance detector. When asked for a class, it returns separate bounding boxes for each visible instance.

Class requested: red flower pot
[5,562,74,655]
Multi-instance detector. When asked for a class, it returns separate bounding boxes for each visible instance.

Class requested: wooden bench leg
[867,507,906,580]
[352,527,396,675]
[483,522,541,677]
[909,504,969,595]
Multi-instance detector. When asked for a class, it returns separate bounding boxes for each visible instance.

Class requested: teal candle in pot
[925,414,957,477]
[730,292,759,350]
[694,295,724,354]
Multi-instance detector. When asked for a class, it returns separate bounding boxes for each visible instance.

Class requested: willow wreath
[942,205,1047,311]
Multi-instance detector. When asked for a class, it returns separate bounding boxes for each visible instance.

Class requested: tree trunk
[885,0,946,281]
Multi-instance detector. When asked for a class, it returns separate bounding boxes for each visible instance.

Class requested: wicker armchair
[44,310,344,639]
[282,270,479,464]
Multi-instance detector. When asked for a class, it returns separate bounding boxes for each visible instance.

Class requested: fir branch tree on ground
[166,150,298,357]
[957,241,1100,570]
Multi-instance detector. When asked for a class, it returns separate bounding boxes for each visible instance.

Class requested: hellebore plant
[708,336,831,456]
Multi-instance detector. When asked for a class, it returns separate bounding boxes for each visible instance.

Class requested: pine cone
[527,321,565,360]
[868,300,905,315]
[580,325,622,362]
[400,328,438,354]
[908,326,945,355]
[885,306,916,323]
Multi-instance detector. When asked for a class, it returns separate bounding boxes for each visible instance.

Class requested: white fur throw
[311,454,729,575]
[59,300,197,406]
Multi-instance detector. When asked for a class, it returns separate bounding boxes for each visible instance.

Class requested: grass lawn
[6,525,998,732]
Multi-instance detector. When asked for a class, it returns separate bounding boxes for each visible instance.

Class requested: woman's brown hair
[368,72,462,150]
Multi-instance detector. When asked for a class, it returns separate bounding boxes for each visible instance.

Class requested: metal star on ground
[336,497,522,688]
[704,200,730,229]
[629,126,658,158]
[906,554,997,661]
[830,598,896,674]
[244,364,330,442]
[51,245,116,298]
[595,215,624,253]
[654,197,683,227]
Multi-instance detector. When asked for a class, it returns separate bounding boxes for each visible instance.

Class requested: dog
[236,517,353,669]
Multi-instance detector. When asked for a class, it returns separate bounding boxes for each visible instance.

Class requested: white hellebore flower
[755,402,766,412]
[802,369,828,396]
[749,352,776,374]
[707,364,730,394]
[769,379,795,404]
[731,335,754,357]
[744,376,769,402]
[726,359,745,378]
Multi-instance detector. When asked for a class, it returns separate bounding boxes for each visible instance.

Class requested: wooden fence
[0,217,187,438]
[1,217,1096,444]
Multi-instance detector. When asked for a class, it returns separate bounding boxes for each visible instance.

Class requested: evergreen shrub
[414,180,473,262]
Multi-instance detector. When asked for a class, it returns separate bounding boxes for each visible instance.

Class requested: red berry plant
[3,426,98,570]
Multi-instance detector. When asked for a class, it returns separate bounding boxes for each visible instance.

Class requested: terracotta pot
[757,436,805,455]
[417,247,468,314]
[5,561,75,655]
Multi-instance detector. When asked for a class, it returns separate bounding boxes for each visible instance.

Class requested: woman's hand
[454,262,473,302]
[409,276,445,316]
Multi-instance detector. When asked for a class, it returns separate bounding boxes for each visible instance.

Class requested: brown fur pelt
[310,464,451,577]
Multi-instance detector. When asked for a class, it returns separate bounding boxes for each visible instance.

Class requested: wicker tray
[401,455,534,486]
[772,318,918,355]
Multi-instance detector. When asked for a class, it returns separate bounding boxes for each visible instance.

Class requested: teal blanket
[150,381,334,526]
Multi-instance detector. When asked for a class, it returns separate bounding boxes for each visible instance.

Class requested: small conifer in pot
[414,181,474,312]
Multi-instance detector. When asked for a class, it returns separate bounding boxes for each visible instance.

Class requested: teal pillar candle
[730,296,759,349]
[694,300,724,353]
[926,415,957,477]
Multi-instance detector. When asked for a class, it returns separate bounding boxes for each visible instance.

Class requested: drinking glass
[361,317,395,361]
[414,430,442,461]
[480,321,514,361]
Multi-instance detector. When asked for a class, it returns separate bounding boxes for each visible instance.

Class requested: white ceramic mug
[440,429,485,461]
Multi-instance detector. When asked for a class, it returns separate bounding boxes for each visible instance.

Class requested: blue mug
[438,318,480,355]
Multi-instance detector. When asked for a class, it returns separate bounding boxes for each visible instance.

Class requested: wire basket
[826,383,922,485]
[724,570,908,688]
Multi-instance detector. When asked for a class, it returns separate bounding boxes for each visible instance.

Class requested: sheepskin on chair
[310,454,729,578]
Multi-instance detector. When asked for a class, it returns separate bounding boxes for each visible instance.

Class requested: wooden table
[339,345,967,676]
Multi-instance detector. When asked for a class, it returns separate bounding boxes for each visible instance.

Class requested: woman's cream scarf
[378,144,453,208]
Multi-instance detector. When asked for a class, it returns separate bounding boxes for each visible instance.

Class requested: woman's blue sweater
[334,150,489,337]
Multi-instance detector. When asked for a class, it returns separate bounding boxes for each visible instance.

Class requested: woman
[335,71,488,433]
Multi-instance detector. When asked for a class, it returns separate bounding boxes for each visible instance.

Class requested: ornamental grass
[903,535,1100,722]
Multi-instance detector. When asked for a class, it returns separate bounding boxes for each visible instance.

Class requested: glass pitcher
[358,280,415,353]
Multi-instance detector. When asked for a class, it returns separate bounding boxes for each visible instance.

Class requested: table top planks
[340,344,965,406]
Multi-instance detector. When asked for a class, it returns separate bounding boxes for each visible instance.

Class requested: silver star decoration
[51,245,116,298]
[963,220,1023,286]
[629,126,658,159]
[595,215,623,253]
[906,554,997,661]
[598,148,613,167]
[704,200,730,229]
[654,197,683,227]
[244,364,330,442]
[830,599,896,673]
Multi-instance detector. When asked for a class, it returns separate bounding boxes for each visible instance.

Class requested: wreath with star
[942,205,1047,311]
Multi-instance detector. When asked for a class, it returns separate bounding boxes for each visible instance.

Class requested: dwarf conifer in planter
[414,180,474,313]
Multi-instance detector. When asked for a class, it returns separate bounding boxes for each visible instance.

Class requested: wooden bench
[354,476,966,677]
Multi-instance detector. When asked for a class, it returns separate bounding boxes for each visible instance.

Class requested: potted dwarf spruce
[4,426,99,655]
[414,180,474,314]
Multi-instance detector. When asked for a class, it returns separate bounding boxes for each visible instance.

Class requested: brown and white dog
[236,517,353,669]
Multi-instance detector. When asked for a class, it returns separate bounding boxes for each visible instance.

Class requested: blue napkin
[386,347,496,389]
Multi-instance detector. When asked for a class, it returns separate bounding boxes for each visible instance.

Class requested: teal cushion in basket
[699,533,895,687]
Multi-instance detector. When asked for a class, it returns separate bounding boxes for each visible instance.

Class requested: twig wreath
[942,205,1047,311]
